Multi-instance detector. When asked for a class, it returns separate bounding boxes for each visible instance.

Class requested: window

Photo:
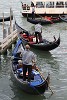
[65,2,67,8]
[56,1,64,8]
[44,2,45,8]
[36,2,44,8]
[46,1,54,8]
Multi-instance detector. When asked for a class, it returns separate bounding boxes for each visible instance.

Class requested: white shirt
[35,23,42,33]
[32,6,35,12]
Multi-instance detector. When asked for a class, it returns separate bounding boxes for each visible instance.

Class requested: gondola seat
[29,36,35,42]
[28,42,36,44]
[17,68,34,80]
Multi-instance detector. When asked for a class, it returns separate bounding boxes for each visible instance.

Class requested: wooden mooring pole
[0,9,18,54]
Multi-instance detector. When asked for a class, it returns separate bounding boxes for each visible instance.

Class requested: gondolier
[35,22,42,43]
[22,44,37,82]
[32,5,35,19]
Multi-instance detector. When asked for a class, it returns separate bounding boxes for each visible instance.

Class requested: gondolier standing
[22,44,37,82]
[35,23,42,43]
[32,5,35,19]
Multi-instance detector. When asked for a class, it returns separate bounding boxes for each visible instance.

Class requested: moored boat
[12,38,50,95]
[0,15,13,22]
[27,16,62,25]
[21,0,67,17]
[59,14,67,22]
[20,33,60,51]
[15,21,60,51]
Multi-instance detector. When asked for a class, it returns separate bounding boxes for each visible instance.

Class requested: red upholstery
[29,36,35,42]
[28,42,36,44]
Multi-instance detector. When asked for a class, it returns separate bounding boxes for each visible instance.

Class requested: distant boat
[27,16,62,25]
[21,0,67,17]
[12,38,50,95]
[15,21,60,51]
[59,14,67,22]
[0,15,13,22]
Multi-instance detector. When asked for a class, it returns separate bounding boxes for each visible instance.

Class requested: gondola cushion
[32,69,39,75]
[17,68,22,73]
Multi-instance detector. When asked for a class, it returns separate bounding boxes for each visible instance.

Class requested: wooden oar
[32,62,54,94]
[37,68,54,94]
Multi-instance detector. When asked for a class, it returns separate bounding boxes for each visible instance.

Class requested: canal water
[0,0,67,100]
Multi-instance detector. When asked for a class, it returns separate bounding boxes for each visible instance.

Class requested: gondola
[59,15,67,23]
[0,15,13,22]
[12,38,50,95]
[27,16,62,25]
[15,21,60,51]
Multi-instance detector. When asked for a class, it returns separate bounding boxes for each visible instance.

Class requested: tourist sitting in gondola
[17,60,23,69]
[16,60,23,76]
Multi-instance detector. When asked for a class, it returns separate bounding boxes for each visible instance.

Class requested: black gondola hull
[27,17,62,25]
[12,70,48,95]
[0,15,13,22]
[15,21,60,51]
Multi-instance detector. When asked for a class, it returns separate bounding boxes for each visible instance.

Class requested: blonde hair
[18,60,22,64]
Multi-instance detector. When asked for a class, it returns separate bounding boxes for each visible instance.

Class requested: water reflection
[0,54,12,76]
[31,48,60,72]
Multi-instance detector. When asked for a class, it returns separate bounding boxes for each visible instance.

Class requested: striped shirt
[35,23,42,33]
[22,49,36,65]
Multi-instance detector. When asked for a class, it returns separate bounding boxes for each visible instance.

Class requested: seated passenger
[17,60,23,69]
[17,60,23,76]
